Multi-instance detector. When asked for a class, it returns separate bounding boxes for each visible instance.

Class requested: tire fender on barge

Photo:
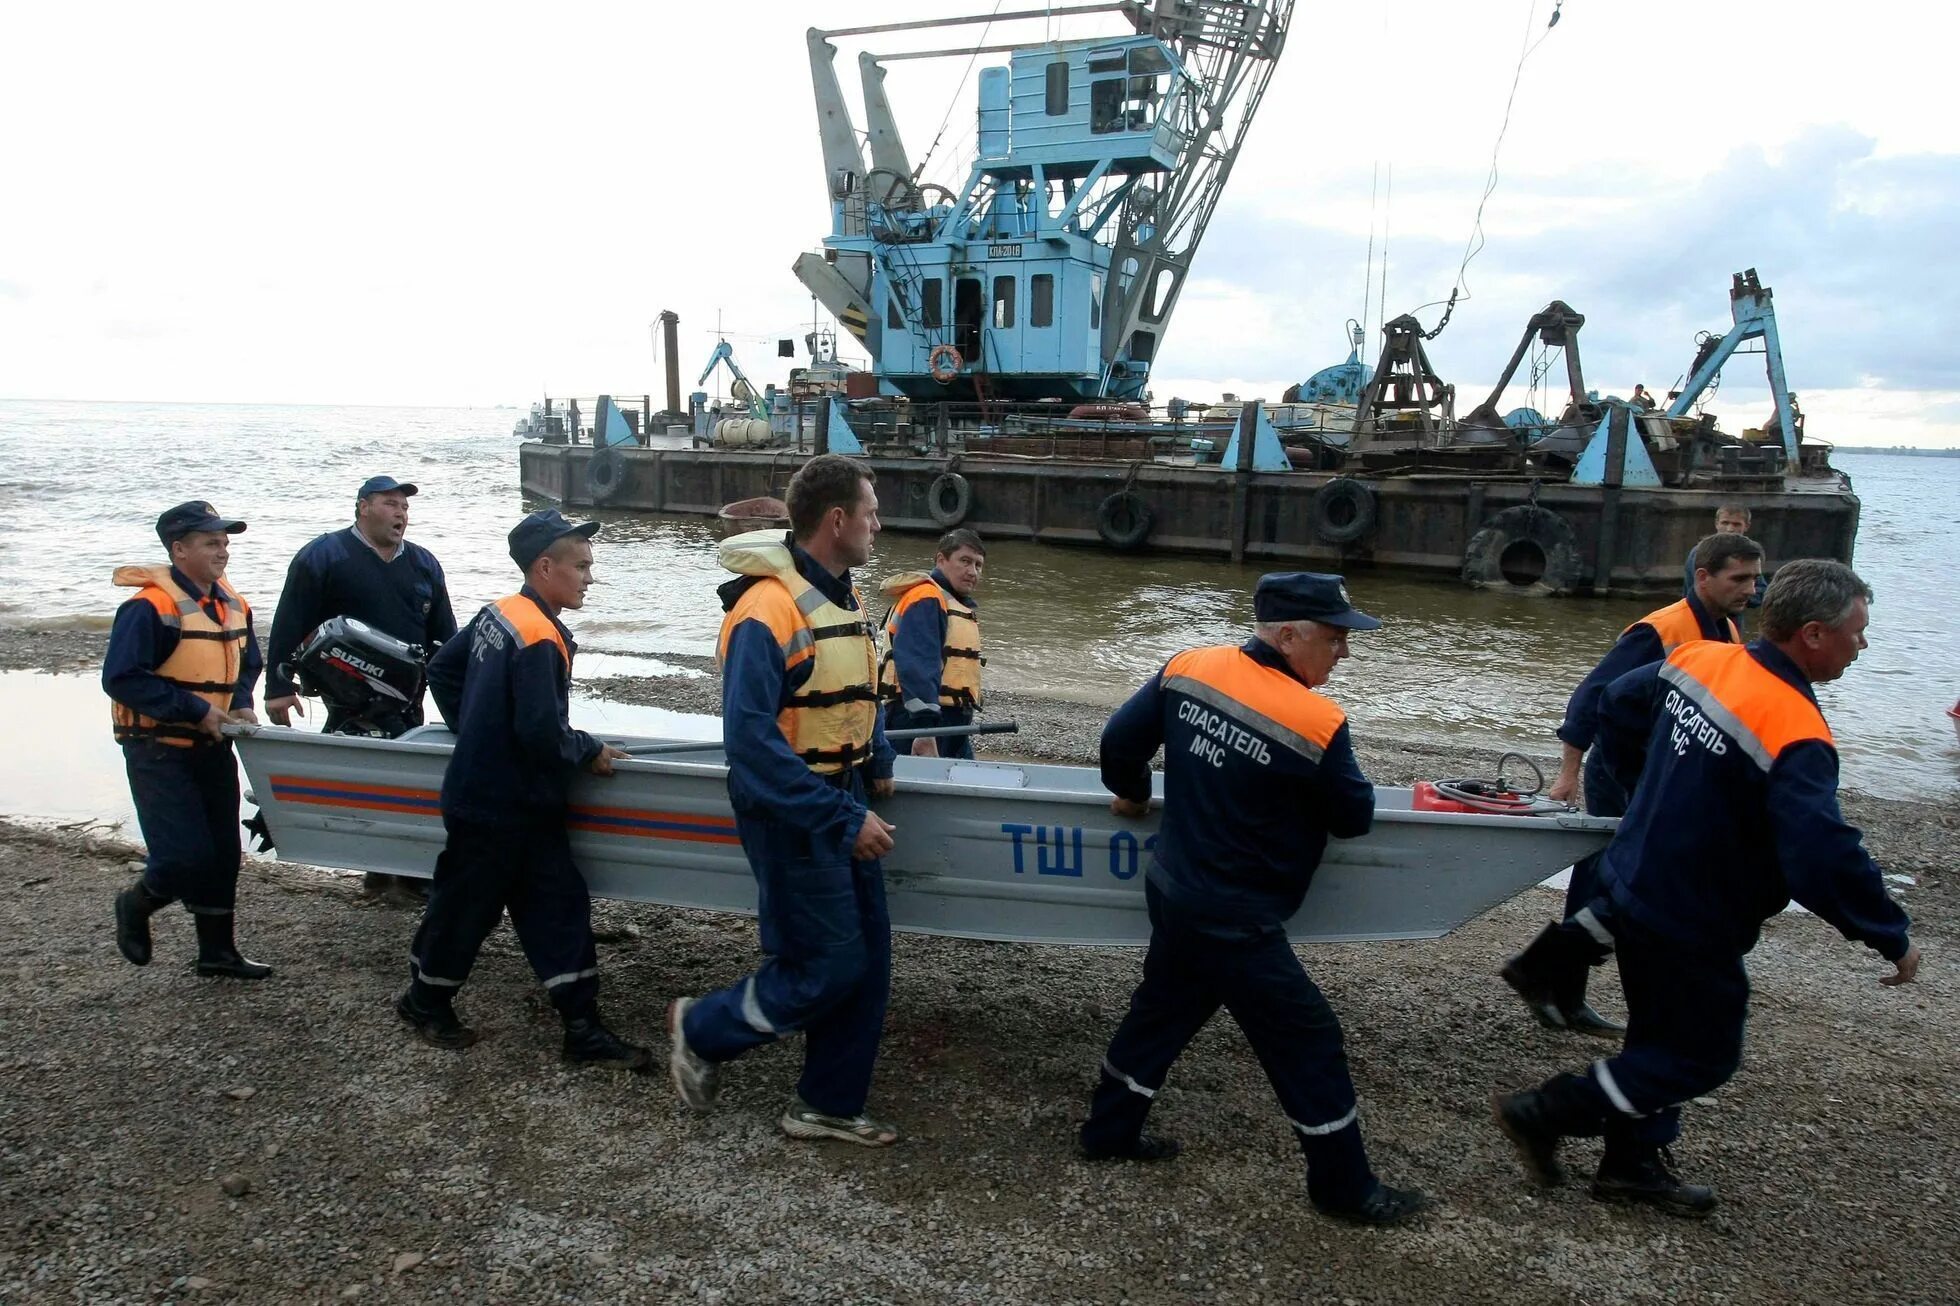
[1096,491,1154,550]
[927,472,972,528]
[1311,477,1377,545]
[1462,504,1584,594]
[586,448,627,505]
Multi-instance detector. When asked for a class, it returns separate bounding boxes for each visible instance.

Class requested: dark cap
[508,509,599,571]
[156,501,247,546]
[1253,571,1381,631]
[358,475,419,500]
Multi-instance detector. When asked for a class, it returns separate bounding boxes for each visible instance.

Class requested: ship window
[1129,329,1156,362]
[921,278,944,328]
[1129,46,1172,76]
[1030,274,1054,328]
[992,275,1015,329]
[887,295,903,330]
[1088,51,1126,73]
[1090,79,1125,134]
[1044,62,1069,116]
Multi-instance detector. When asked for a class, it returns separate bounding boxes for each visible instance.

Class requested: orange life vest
[108,565,252,746]
[877,572,983,711]
[1160,644,1347,766]
[1657,641,1833,772]
[1627,596,1741,651]
[489,592,570,665]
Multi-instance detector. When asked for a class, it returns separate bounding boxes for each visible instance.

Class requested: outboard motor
[286,616,428,738]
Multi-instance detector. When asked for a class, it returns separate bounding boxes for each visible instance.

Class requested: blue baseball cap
[508,509,600,570]
[156,501,247,546]
[357,475,419,500]
[1253,572,1381,630]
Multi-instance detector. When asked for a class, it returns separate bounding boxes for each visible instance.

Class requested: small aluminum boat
[234,726,1614,946]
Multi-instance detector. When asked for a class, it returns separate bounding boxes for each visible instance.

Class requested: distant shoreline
[1833,446,1960,456]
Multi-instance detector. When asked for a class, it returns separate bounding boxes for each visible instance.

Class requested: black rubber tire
[587,447,627,505]
[1311,477,1377,545]
[1462,504,1585,595]
[927,472,971,528]
[1096,491,1154,550]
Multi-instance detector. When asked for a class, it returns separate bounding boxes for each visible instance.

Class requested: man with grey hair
[1493,559,1918,1218]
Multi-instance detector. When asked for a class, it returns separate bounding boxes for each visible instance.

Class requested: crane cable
[1415,0,1565,342]
[915,0,1010,183]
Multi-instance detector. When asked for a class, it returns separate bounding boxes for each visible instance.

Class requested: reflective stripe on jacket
[878,570,982,711]
[108,565,251,746]
[1557,589,1741,753]
[717,532,880,774]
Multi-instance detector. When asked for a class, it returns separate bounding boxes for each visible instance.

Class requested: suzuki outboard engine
[287,616,428,738]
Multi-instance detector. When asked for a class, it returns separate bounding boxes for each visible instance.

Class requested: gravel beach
[2,631,1955,1302]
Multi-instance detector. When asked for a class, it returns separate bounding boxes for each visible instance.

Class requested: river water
[0,399,1953,812]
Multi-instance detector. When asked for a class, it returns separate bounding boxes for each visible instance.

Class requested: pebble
[225,1086,258,1101]
[220,1173,251,1198]
[392,1252,425,1275]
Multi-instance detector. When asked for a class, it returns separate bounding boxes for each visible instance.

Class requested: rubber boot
[1592,1140,1718,1217]
[113,878,171,967]
[1491,1073,1608,1186]
[395,988,478,1049]
[192,913,273,979]
[1501,921,1583,1029]
[562,1010,653,1073]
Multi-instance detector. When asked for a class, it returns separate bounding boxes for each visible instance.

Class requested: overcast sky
[3,0,1954,447]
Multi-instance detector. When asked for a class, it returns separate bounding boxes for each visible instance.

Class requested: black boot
[1081,1133,1182,1163]
[562,1012,653,1073]
[395,989,478,1049]
[1316,1184,1435,1227]
[1592,1142,1718,1217]
[1559,1001,1626,1037]
[113,878,170,967]
[1492,1073,1608,1186]
[1501,923,1580,1030]
[192,913,273,979]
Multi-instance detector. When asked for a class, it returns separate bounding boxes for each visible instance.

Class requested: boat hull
[235,726,1615,946]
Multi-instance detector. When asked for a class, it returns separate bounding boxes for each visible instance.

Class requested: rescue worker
[1080,573,1432,1227]
[106,501,270,979]
[264,475,456,899]
[879,527,986,760]
[667,454,902,1146]
[1493,560,1917,1216]
[1682,504,1767,613]
[1502,532,1765,1034]
[393,510,646,1069]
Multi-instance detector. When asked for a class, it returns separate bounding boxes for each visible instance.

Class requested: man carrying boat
[1081,572,1431,1227]
[879,528,986,760]
[106,501,271,979]
[263,475,456,899]
[1493,560,1917,1216]
[667,453,902,1146]
[1502,531,1765,1034]
[393,509,646,1069]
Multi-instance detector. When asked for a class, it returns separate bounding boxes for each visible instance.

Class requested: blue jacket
[265,527,455,698]
[102,565,264,725]
[1557,588,1737,753]
[1592,639,1910,961]
[1101,638,1374,934]
[719,543,896,858]
[887,566,973,722]
[426,586,601,825]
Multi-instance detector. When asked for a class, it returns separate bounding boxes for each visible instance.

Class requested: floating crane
[795,1,1294,402]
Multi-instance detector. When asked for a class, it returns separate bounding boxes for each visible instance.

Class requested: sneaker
[1316,1184,1435,1227]
[778,1098,900,1147]
[666,997,720,1111]
[394,990,478,1050]
[1082,1134,1182,1163]
[1592,1146,1718,1218]
[1490,1090,1567,1186]
[562,1016,653,1074]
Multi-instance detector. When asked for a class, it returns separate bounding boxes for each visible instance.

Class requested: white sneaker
[666,997,721,1112]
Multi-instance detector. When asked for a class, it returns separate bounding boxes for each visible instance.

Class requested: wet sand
[2,627,1955,1303]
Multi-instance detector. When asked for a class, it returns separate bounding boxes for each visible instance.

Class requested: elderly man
[105,502,270,979]
[1493,560,1917,1217]
[1078,573,1431,1228]
[1503,532,1765,1034]
[394,510,642,1068]
[879,527,987,760]
[667,454,902,1146]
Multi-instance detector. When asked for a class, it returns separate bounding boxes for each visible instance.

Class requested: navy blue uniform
[883,567,977,760]
[1084,639,1384,1211]
[1531,639,1910,1148]
[103,567,263,914]
[265,526,455,730]
[407,587,606,1019]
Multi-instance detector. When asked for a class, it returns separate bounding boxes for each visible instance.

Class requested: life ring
[1067,402,1148,422]
[1461,504,1584,594]
[927,472,971,528]
[1311,477,1377,545]
[928,344,963,384]
[587,447,627,505]
[1096,491,1154,550]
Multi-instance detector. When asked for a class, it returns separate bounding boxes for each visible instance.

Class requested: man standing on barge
[1082,572,1432,1227]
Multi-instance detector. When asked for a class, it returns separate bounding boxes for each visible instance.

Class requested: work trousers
[884,705,975,760]
[407,816,600,1020]
[123,741,242,915]
[684,772,893,1119]
[1562,746,1629,919]
[1510,748,1628,1002]
[1082,881,1376,1210]
[1537,926,1750,1147]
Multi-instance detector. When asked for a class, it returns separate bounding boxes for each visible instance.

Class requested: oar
[617,719,1018,758]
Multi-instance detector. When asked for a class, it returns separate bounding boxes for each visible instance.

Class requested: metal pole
[1228,399,1256,563]
[660,310,682,415]
[816,396,832,455]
